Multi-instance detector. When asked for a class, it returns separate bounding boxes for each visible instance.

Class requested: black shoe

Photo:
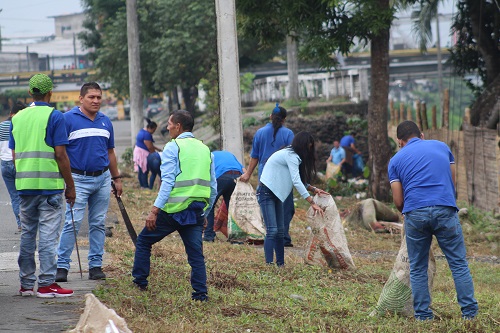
[55,268,68,282]
[284,243,294,247]
[192,295,209,302]
[88,267,106,280]
[133,283,148,291]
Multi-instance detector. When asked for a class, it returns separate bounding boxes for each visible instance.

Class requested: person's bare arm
[108,148,122,196]
[350,143,361,154]
[390,181,404,213]
[240,157,258,183]
[326,155,332,163]
[54,145,76,206]
[143,140,156,153]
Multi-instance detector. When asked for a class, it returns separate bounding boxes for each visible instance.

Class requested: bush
[121,147,133,169]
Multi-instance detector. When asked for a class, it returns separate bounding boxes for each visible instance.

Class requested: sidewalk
[0,246,106,333]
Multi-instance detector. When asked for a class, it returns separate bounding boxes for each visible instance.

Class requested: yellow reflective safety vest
[162,137,212,213]
[12,105,64,190]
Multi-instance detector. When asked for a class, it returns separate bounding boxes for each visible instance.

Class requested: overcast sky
[0,0,83,38]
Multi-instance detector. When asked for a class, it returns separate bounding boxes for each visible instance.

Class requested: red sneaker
[37,283,74,298]
[19,287,34,296]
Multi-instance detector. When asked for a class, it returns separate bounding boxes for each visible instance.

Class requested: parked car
[144,103,164,118]
[100,106,118,121]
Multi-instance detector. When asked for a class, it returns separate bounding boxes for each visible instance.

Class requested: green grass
[99,178,500,332]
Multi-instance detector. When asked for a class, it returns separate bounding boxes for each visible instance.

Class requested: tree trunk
[182,86,199,115]
[286,34,299,101]
[368,0,392,202]
[470,73,500,128]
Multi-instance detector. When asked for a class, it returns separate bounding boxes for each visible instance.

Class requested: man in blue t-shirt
[240,105,295,246]
[388,120,478,321]
[56,82,123,283]
[203,150,244,242]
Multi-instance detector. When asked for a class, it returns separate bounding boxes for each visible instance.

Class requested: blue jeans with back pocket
[405,205,478,320]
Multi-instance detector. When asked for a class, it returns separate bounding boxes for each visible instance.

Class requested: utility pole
[73,33,77,69]
[126,0,143,146]
[215,0,244,163]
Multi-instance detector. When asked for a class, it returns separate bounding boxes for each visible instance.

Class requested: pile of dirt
[243,112,368,172]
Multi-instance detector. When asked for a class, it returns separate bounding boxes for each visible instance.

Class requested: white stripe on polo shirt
[68,128,110,141]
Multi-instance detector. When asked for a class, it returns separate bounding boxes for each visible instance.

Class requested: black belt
[71,166,109,177]
[224,170,241,175]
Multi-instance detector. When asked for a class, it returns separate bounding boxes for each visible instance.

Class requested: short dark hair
[397,120,421,141]
[80,82,102,97]
[11,101,26,115]
[170,110,194,132]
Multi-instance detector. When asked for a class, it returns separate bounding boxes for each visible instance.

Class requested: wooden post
[443,88,450,129]
[415,100,422,130]
[421,101,428,130]
[389,99,394,125]
[399,102,404,123]
[431,105,437,129]
[406,105,412,121]
[464,107,471,124]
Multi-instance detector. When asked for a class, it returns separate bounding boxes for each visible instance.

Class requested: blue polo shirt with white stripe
[388,137,457,213]
[64,106,115,171]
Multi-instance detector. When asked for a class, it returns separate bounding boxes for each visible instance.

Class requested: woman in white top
[258,131,327,266]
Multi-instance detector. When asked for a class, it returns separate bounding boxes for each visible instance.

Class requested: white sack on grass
[69,293,132,333]
[304,194,355,270]
[370,227,436,317]
[227,180,265,242]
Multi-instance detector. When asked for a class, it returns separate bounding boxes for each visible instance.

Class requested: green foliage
[199,65,220,132]
[240,72,256,94]
[121,147,134,169]
[80,0,217,99]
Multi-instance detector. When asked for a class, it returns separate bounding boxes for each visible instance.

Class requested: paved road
[0,119,132,332]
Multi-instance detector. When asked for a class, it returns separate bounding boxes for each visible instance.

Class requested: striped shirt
[0,119,12,161]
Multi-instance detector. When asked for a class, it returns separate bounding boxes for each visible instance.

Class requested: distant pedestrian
[340,132,364,177]
[325,140,346,176]
[240,103,296,247]
[203,150,244,242]
[0,101,25,232]
[133,118,162,189]
[388,120,478,320]
[10,73,76,297]
[258,131,328,266]
[56,82,122,282]
[132,110,216,301]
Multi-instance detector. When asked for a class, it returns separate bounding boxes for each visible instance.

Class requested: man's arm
[390,181,404,213]
[350,143,361,155]
[240,157,258,183]
[108,148,122,197]
[54,145,76,206]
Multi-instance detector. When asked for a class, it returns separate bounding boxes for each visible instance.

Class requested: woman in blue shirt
[258,131,327,266]
[133,118,162,188]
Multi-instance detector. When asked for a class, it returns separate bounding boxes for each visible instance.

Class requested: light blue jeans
[1,160,21,227]
[57,172,111,270]
[18,193,64,288]
[405,206,478,320]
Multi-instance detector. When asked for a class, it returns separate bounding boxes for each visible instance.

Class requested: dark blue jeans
[405,206,478,320]
[132,209,208,300]
[147,152,161,189]
[257,184,284,266]
[283,191,295,245]
[203,172,240,241]
[137,166,149,188]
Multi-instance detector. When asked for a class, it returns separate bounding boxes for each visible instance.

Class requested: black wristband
[112,176,122,180]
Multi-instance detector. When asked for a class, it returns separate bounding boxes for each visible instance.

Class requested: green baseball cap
[29,73,53,95]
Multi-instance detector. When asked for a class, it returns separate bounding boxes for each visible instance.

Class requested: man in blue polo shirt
[388,120,478,320]
[203,150,244,242]
[56,82,123,282]
[240,104,295,246]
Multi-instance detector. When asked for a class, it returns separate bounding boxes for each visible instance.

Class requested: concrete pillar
[215,0,244,163]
